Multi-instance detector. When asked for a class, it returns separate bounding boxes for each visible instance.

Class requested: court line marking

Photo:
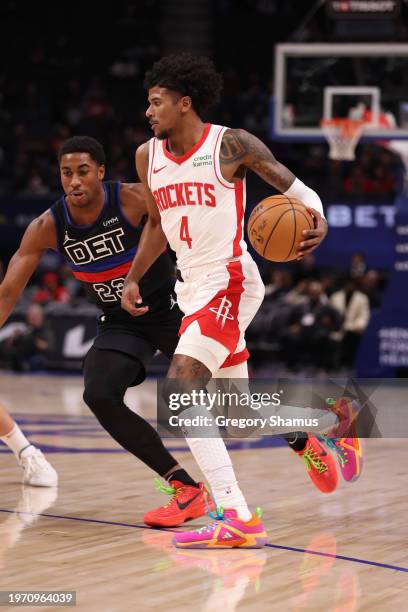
[0,508,407,573]
[0,438,287,454]
[267,543,408,573]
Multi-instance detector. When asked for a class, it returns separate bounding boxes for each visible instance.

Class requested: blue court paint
[1,413,288,452]
[0,439,286,453]
[0,507,406,573]
[0,416,287,454]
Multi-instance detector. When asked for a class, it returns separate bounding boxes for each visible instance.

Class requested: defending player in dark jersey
[0,136,213,527]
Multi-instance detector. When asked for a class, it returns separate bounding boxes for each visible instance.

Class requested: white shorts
[175,252,265,373]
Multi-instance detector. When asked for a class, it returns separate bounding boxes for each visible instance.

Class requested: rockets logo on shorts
[209,296,234,328]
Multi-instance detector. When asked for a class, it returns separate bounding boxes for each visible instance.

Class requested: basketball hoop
[320,118,365,161]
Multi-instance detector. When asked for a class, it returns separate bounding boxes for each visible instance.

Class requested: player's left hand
[121,280,149,317]
[296,208,328,260]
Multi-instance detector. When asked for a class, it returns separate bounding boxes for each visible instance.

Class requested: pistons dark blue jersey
[50,181,174,313]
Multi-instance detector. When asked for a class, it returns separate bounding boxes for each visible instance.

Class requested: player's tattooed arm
[220,129,296,191]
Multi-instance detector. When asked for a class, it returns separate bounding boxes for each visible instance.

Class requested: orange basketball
[247,195,314,262]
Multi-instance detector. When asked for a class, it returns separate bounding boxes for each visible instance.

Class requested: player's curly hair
[144,53,223,116]
[58,136,106,166]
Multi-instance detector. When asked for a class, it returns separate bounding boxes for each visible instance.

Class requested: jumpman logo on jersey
[170,294,177,310]
[209,296,234,328]
[63,230,70,244]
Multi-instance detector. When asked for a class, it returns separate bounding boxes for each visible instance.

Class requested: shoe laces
[20,450,46,474]
[195,506,226,533]
[194,505,264,534]
[324,438,349,468]
[154,477,184,508]
[302,446,328,474]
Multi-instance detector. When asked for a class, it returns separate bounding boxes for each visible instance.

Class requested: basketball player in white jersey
[0,403,57,487]
[122,54,346,549]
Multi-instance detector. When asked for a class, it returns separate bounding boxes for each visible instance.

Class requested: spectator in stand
[349,251,367,280]
[343,165,367,200]
[58,263,84,303]
[366,165,396,200]
[284,278,310,306]
[293,254,319,283]
[1,304,55,372]
[320,272,337,298]
[360,269,383,309]
[330,276,370,369]
[31,271,70,305]
[281,281,342,371]
[264,269,294,301]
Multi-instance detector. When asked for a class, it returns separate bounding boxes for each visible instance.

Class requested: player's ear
[98,164,105,180]
[180,96,192,114]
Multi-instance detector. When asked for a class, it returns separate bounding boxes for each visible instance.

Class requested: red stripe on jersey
[162,123,211,165]
[148,138,156,191]
[73,261,132,283]
[220,347,250,368]
[213,127,235,190]
[178,260,245,354]
[232,181,244,257]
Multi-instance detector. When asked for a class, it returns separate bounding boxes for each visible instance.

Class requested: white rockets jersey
[148,123,247,270]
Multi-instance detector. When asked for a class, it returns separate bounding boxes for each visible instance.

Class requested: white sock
[0,424,35,460]
[179,403,252,519]
[185,435,252,522]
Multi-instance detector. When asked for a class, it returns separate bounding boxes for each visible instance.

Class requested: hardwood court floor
[0,373,407,611]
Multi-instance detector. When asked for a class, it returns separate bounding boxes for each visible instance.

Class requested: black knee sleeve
[83,347,177,476]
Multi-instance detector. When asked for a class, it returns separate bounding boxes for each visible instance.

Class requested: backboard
[273,43,408,141]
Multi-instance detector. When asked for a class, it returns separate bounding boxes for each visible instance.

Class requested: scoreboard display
[327,0,400,18]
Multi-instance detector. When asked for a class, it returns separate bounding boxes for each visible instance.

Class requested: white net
[321,119,365,161]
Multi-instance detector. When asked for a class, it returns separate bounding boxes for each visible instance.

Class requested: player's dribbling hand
[121,280,149,316]
[296,207,328,260]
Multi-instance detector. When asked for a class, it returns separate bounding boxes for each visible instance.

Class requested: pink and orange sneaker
[172,508,268,549]
[324,436,363,482]
[322,397,364,482]
[144,480,214,528]
[296,434,338,494]
[324,397,362,439]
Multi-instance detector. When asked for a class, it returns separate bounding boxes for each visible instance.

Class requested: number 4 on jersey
[180,216,192,249]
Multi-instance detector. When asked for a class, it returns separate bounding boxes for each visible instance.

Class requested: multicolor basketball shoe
[144,479,214,528]
[142,529,267,597]
[322,398,364,482]
[324,396,362,438]
[323,437,363,483]
[172,508,268,549]
[295,434,338,494]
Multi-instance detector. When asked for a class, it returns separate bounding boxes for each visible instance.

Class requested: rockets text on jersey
[148,124,247,271]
